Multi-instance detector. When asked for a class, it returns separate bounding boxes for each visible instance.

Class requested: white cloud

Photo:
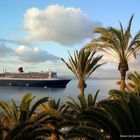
[0,42,13,56]
[95,51,140,77]
[15,45,59,63]
[0,41,60,64]
[129,54,140,73]
[23,4,102,46]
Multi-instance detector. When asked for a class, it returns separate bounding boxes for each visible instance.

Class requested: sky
[0,0,140,78]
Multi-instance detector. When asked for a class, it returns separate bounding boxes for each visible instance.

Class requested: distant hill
[59,75,119,80]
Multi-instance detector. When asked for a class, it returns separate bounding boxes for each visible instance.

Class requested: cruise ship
[0,67,71,88]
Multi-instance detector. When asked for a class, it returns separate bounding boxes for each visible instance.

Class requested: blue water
[0,79,119,104]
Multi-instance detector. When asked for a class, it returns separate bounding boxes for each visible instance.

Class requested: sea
[0,79,119,104]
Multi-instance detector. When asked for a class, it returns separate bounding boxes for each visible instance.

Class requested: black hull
[0,79,71,88]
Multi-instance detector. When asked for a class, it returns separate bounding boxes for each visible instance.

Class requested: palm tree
[66,90,100,114]
[39,98,68,118]
[66,90,140,140]
[86,15,140,90]
[66,125,103,140]
[126,71,140,93]
[0,119,5,140]
[0,93,49,136]
[106,90,140,134]
[39,98,69,140]
[6,117,64,140]
[0,94,66,140]
[61,105,119,140]
[61,48,104,96]
[56,91,100,140]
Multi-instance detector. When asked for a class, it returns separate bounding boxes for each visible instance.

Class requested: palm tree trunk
[77,80,86,96]
[79,88,84,96]
[120,70,126,90]
[50,134,57,140]
[118,61,128,90]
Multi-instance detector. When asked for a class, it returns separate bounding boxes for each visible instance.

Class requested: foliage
[5,116,64,140]
[0,75,140,139]
[60,89,140,139]
[0,119,5,140]
[39,98,68,119]
[86,15,140,90]
[63,90,140,139]
[126,71,140,93]
[0,94,65,140]
[106,90,140,137]
[0,93,49,127]
[61,48,104,96]
[66,90,100,114]
[57,90,103,139]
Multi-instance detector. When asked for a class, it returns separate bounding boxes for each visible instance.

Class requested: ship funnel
[18,67,24,73]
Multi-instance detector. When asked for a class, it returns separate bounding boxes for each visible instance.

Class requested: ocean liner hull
[0,79,70,88]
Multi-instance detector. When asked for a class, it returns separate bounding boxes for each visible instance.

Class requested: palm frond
[0,101,12,122]
[78,95,87,110]
[20,93,35,111]
[11,100,18,122]
[29,97,49,118]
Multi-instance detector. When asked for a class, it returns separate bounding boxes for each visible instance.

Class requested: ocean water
[0,79,119,104]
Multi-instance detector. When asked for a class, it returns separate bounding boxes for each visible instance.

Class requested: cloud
[98,52,140,76]
[0,42,13,56]
[0,38,34,46]
[15,46,59,63]
[129,54,140,72]
[0,41,59,64]
[15,45,59,63]
[23,4,102,46]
